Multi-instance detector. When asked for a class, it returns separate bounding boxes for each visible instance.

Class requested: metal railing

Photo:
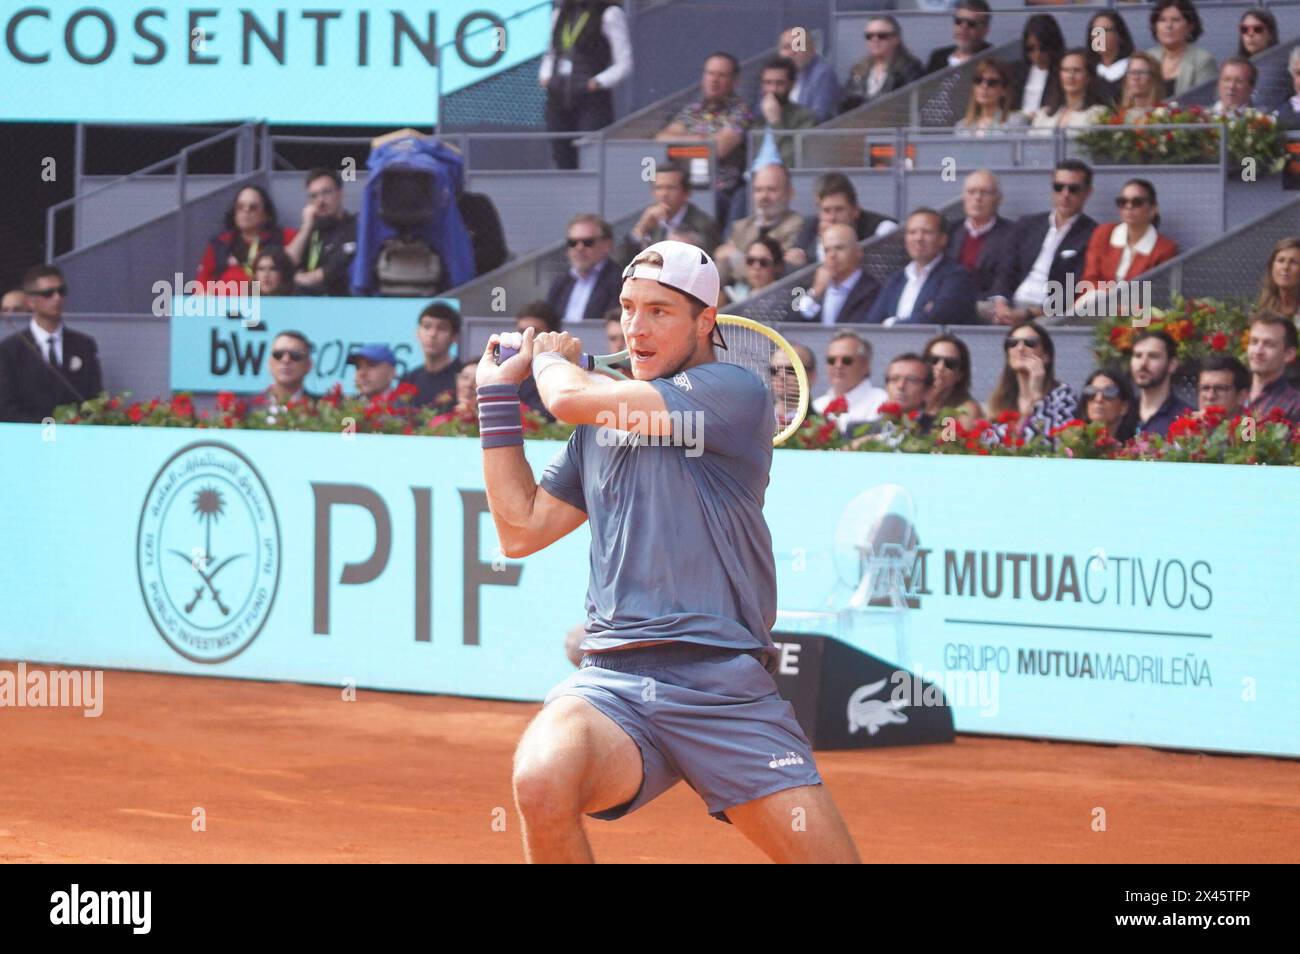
[47,121,269,264]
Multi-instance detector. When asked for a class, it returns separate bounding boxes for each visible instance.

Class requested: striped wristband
[477,384,524,448]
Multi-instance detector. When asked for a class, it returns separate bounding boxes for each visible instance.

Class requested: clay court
[3,663,1298,864]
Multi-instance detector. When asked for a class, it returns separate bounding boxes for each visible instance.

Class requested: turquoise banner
[1,424,1297,757]
[168,294,459,394]
[0,1,549,124]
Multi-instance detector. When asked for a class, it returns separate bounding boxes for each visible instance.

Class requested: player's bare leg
[512,695,643,863]
[724,783,861,863]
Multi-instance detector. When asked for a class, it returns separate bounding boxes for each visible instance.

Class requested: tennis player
[476,240,859,863]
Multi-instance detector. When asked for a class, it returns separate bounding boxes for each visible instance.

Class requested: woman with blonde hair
[1119,52,1163,117]
[1256,238,1300,320]
[956,59,1028,136]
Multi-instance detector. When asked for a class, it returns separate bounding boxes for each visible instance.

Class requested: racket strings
[712,323,800,438]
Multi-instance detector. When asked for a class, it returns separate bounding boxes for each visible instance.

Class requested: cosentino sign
[1,2,543,123]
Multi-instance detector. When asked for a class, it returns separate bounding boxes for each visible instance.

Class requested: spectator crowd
[5,0,1300,463]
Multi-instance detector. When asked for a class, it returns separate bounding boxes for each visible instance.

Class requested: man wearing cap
[474,239,859,865]
[348,344,398,399]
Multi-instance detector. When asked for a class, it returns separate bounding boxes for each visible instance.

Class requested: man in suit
[713,162,805,285]
[796,224,881,324]
[946,170,1013,314]
[779,27,840,124]
[924,0,992,75]
[618,160,720,265]
[866,209,977,325]
[793,172,897,265]
[990,160,1098,325]
[0,265,104,423]
[547,213,622,323]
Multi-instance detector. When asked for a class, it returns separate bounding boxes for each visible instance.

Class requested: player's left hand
[532,331,583,365]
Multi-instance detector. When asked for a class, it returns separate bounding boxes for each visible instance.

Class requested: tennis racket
[495,314,810,445]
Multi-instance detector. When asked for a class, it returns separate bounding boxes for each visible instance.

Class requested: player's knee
[512,755,584,822]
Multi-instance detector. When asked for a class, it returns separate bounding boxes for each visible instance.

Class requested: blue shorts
[543,641,822,823]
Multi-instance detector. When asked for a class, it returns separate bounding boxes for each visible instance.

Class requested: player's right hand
[477,327,535,388]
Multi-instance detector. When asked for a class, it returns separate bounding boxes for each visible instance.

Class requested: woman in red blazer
[1075,178,1178,315]
[195,185,297,292]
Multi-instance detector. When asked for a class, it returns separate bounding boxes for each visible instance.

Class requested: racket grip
[495,345,595,371]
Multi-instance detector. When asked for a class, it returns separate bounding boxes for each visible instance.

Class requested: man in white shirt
[990,160,1097,325]
[796,224,881,324]
[546,214,622,324]
[812,330,888,431]
[0,265,104,422]
[866,209,978,325]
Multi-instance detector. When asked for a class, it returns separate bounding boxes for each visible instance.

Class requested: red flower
[393,382,419,401]
[171,394,194,418]
[824,395,849,417]
[216,391,236,412]
[107,396,120,410]
[876,401,903,417]
[1205,331,1228,352]
[1048,419,1085,437]
[319,383,344,408]
[127,404,143,423]
[996,409,1020,424]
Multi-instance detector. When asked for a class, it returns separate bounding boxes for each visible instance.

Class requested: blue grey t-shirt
[539,361,778,665]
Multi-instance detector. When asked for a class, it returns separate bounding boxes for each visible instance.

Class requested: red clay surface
[3,663,1298,863]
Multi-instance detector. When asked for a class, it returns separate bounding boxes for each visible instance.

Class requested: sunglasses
[1083,384,1121,400]
[567,237,600,248]
[826,356,857,366]
[1052,181,1085,194]
[865,31,896,40]
[973,76,1004,87]
[272,349,307,362]
[1005,337,1041,350]
[1116,195,1150,208]
[26,285,67,298]
[954,16,985,28]
[928,355,961,370]
[1240,24,1268,36]
[746,256,776,267]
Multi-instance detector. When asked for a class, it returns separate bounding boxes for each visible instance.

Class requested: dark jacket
[865,257,978,325]
[794,209,896,261]
[924,42,992,76]
[546,257,623,322]
[0,326,104,422]
[458,191,510,274]
[294,211,358,297]
[795,270,882,324]
[840,52,925,112]
[945,215,1015,297]
[992,211,1098,303]
[1275,99,1300,132]
[617,202,721,265]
